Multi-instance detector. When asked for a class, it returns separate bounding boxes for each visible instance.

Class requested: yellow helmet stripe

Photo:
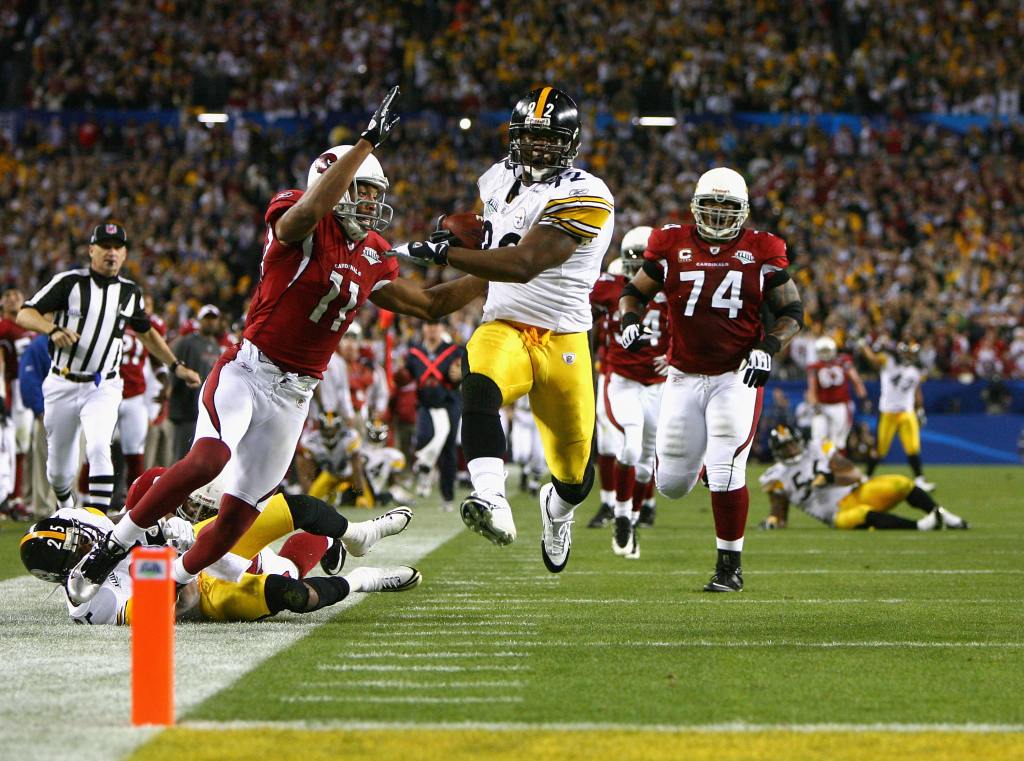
[533,86,553,118]
[20,529,67,547]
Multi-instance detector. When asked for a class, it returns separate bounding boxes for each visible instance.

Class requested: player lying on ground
[758,425,968,531]
[21,468,419,625]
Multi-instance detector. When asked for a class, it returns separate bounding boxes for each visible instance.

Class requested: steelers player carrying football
[391,86,614,572]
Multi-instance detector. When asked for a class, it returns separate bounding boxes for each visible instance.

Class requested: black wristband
[170,360,182,373]
[48,326,63,337]
[621,282,651,308]
[621,312,641,329]
[756,335,782,355]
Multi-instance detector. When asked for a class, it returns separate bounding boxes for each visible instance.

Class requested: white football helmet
[815,336,837,362]
[606,257,624,275]
[691,167,749,241]
[178,474,227,523]
[619,225,652,276]
[307,145,393,241]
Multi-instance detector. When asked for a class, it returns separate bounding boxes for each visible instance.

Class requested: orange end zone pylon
[130,546,176,726]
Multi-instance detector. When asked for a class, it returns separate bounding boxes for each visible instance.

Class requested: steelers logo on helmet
[307,145,393,241]
[20,516,106,584]
[508,86,581,184]
[768,425,805,464]
[691,167,750,242]
[619,225,653,276]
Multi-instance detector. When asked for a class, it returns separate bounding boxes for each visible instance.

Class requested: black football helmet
[318,410,344,448]
[20,516,106,583]
[897,341,921,365]
[365,418,389,445]
[768,425,805,464]
[508,86,581,183]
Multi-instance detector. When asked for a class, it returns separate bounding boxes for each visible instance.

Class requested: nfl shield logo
[106,224,118,234]
[562,352,576,365]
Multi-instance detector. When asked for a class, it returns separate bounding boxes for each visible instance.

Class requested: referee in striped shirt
[16,223,200,512]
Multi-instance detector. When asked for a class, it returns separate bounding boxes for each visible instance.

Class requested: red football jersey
[589,272,625,371]
[645,224,789,375]
[243,190,398,378]
[589,273,668,385]
[120,318,166,399]
[0,317,30,385]
[808,355,855,404]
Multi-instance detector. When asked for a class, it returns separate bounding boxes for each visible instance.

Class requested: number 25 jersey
[644,224,789,375]
[477,161,615,333]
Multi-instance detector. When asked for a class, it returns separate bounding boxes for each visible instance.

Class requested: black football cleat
[320,538,348,575]
[637,504,656,528]
[587,503,614,528]
[703,566,743,593]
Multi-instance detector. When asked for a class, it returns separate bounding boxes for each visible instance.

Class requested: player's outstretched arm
[137,327,202,388]
[392,225,578,283]
[276,86,400,244]
[369,275,488,321]
[618,269,661,352]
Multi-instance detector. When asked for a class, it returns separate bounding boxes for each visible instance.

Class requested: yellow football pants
[876,411,920,457]
[194,493,296,621]
[467,320,594,484]
[309,471,341,501]
[834,474,915,530]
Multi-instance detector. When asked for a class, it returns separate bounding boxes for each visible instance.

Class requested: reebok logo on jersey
[362,248,382,265]
[734,250,754,265]
[485,199,499,215]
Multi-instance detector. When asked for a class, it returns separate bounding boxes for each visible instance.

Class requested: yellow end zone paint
[129,728,1023,761]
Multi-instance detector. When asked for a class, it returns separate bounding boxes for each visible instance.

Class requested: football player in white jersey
[391,86,614,573]
[859,339,934,491]
[758,425,967,531]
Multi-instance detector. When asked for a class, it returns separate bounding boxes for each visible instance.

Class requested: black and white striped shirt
[25,268,151,375]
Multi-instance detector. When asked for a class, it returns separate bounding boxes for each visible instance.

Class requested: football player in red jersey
[118,315,168,488]
[68,87,488,604]
[619,167,804,592]
[590,226,667,557]
[806,336,868,452]
[0,289,32,515]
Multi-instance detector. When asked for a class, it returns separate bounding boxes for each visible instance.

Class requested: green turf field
[3,465,1022,761]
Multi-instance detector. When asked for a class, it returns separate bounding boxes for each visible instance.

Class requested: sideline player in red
[589,226,667,557]
[619,167,804,592]
[806,335,868,452]
[0,289,32,515]
[68,87,488,603]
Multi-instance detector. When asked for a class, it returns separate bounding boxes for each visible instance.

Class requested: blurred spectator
[167,304,224,459]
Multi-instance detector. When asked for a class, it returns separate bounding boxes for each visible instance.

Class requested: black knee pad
[552,464,595,506]
[461,373,503,412]
[264,574,310,614]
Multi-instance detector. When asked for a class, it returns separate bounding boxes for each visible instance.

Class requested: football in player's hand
[440,213,486,250]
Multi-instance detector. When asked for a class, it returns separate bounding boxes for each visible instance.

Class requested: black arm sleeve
[764,268,791,290]
[621,282,650,308]
[773,300,805,328]
[641,259,665,283]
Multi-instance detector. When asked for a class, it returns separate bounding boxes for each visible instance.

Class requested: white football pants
[605,372,663,483]
[595,374,623,457]
[810,401,853,450]
[117,393,149,456]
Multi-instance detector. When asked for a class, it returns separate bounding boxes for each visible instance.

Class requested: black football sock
[264,574,311,614]
[905,486,937,512]
[863,511,918,530]
[284,493,348,538]
[907,455,924,478]
[302,576,351,612]
[865,457,878,476]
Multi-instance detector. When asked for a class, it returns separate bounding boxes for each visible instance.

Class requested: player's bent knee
[656,468,700,499]
[705,463,745,492]
[834,506,869,530]
[462,373,503,412]
[618,432,642,467]
[551,465,595,506]
[635,462,653,484]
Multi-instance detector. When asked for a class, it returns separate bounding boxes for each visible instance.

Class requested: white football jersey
[477,161,614,332]
[301,428,360,474]
[361,445,406,497]
[52,508,134,625]
[759,442,855,525]
[878,356,921,413]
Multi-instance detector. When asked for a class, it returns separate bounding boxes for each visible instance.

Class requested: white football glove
[653,354,670,377]
[158,516,196,553]
[618,313,651,352]
[742,349,772,388]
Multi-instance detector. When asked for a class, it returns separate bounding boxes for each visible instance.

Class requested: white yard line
[281,695,524,704]
[178,719,1024,733]
[0,508,464,761]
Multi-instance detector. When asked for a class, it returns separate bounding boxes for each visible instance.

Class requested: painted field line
[524,569,1021,577]
[369,629,538,636]
[178,719,1024,734]
[352,641,546,647]
[298,680,524,689]
[317,664,531,672]
[416,597,1020,606]
[576,640,1024,649]
[373,620,537,627]
[340,651,527,659]
[0,508,465,761]
[281,696,524,704]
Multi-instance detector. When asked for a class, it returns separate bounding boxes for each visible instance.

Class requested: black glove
[360,85,401,148]
[429,215,462,246]
[618,312,652,352]
[742,337,780,388]
[388,240,450,266]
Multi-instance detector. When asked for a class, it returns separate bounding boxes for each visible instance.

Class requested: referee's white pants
[193,341,317,508]
[42,373,123,509]
[605,372,664,483]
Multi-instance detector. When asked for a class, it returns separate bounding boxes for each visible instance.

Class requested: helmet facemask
[691,195,749,241]
[319,411,344,448]
[365,419,389,446]
[509,125,579,183]
[334,177,393,242]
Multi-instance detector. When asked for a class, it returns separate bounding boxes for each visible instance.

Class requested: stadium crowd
[1,1,1021,117]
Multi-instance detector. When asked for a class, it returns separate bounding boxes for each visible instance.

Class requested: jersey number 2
[678,270,743,318]
[309,272,359,332]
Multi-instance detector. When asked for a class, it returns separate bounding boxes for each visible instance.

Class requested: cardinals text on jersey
[245,190,399,377]
[478,161,614,332]
[645,224,788,375]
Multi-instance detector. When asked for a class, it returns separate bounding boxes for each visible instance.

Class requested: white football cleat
[914,476,936,492]
[937,506,969,529]
[539,483,573,573]
[460,491,516,546]
[346,565,422,593]
[342,507,413,557]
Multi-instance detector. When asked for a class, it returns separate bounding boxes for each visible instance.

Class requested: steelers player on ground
[391,86,614,572]
[859,339,934,491]
[758,425,968,531]
[20,468,420,625]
